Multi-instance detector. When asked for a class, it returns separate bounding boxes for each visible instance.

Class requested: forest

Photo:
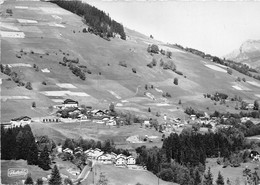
[135,126,257,184]
[51,0,126,40]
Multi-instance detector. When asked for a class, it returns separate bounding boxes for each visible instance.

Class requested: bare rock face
[225,40,260,71]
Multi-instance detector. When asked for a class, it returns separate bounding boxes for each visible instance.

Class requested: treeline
[0,64,32,90]
[136,128,245,184]
[51,0,126,40]
[1,125,55,170]
[174,45,260,81]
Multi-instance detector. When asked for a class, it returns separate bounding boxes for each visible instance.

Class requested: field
[86,163,176,185]
[206,158,260,185]
[31,122,166,149]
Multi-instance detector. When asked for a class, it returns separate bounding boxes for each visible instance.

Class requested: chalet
[91,109,105,117]
[126,156,136,165]
[106,119,116,126]
[63,99,78,108]
[115,156,126,166]
[63,148,73,154]
[85,148,104,159]
[143,120,150,127]
[10,116,31,127]
[57,145,63,153]
[190,115,196,121]
[246,103,254,110]
[97,154,113,164]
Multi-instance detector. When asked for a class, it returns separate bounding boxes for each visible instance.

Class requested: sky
[85,0,260,57]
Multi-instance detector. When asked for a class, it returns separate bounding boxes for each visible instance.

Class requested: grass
[86,163,176,185]
[206,158,260,184]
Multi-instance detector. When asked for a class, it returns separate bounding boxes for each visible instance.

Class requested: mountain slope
[225,40,260,71]
[1,0,260,123]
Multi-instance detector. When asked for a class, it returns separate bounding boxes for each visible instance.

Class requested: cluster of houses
[59,147,136,167]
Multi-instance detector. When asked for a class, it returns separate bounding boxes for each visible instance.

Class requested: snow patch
[247,81,260,87]
[205,64,227,72]
[41,91,89,97]
[1,23,20,31]
[0,31,25,38]
[56,83,77,89]
[15,6,28,9]
[108,90,121,99]
[17,19,38,24]
[41,68,50,73]
[1,96,31,101]
[8,63,32,67]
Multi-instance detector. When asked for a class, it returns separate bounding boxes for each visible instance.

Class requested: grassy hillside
[1,0,260,123]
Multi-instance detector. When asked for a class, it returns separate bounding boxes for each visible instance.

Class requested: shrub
[227,68,232,75]
[147,44,159,54]
[173,78,178,85]
[86,69,92,74]
[151,58,157,66]
[119,61,127,68]
[30,50,34,54]
[160,59,164,67]
[147,63,153,68]
[175,70,183,75]
[82,28,87,33]
[25,82,33,90]
[32,102,36,108]
[16,54,21,58]
[42,81,47,85]
[132,68,137,73]
[242,77,246,82]
[166,51,172,58]
[162,60,176,71]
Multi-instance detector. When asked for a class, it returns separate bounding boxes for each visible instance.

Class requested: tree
[148,107,151,112]
[227,68,232,75]
[64,178,73,185]
[38,145,51,170]
[216,171,225,185]
[166,51,172,58]
[158,168,174,181]
[203,167,213,185]
[150,44,159,54]
[194,169,201,185]
[49,165,62,185]
[226,178,231,185]
[109,102,115,112]
[254,100,259,110]
[24,174,34,185]
[174,78,178,85]
[36,178,43,185]
[179,100,182,105]
[32,101,36,108]
[27,142,39,165]
[25,82,33,90]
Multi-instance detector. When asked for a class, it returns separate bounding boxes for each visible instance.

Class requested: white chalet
[106,119,116,126]
[10,116,31,127]
[63,148,73,154]
[63,99,78,108]
[126,156,136,165]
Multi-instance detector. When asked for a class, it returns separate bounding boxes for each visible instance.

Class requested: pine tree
[194,169,201,185]
[27,142,39,165]
[24,174,34,185]
[36,178,43,185]
[49,165,62,185]
[226,178,231,185]
[203,167,213,185]
[216,171,225,185]
[38,145,51,170]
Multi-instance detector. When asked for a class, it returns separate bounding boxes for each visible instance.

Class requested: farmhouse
[63,99,78,108]
[10,116,31,127]
[92,109,106,117]
[63,148,73,154]
[106,119,116,126]
[115,156,127,166]
[126,156,136,165]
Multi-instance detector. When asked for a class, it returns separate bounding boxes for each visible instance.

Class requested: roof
[63,99,78,104]
[11,116,31,121]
